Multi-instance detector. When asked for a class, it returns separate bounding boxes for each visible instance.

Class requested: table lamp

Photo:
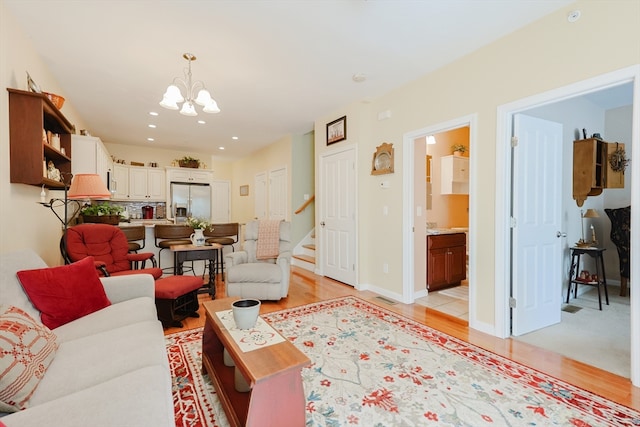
[40,173,111,231]
[577,208,599,247]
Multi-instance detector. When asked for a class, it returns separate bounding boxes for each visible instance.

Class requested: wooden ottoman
[155,275,203,328]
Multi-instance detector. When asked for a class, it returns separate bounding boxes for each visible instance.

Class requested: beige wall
[315,0,639,324]
[0,1,90,265]
[231,135,292,224]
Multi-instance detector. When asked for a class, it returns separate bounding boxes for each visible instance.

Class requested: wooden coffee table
[201,298,310,427]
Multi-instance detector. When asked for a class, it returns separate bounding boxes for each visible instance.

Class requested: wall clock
[371,142,394,175]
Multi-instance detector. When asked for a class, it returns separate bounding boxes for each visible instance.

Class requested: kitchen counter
[427,228,468,235]
[119,219,174,227]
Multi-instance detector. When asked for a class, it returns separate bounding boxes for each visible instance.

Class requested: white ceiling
[5,0,575,161]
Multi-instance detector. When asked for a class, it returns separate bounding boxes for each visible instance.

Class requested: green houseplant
[80,202,124,225]
[451,144,467,155]
[176,156,200,168]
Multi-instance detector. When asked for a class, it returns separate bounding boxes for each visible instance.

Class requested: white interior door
[254,172,267,220]
[211,180,230,223]
[512,114,563,336]
[268,167,288,220]
[320,146,356,286]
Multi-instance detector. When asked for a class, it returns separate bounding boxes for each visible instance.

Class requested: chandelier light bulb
[180,101,197,116]
[159,53,220,116]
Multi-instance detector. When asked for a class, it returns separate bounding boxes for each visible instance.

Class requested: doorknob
[557,231,567,238]
[320,221,326,227]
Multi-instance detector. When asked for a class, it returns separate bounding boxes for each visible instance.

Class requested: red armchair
[62,224,162,279]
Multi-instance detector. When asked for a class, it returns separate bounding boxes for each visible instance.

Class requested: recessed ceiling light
[198,120,206,124]
[147,138,154,142]
[149,111,159,116]
[352,73,366,83]
[218,146,225,150]
[148,124,156,128]
[232,136,238,140]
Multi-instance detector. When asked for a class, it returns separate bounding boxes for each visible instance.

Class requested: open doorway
[401,114,477,320]
[495,66,639,385]
[416,127,471,320]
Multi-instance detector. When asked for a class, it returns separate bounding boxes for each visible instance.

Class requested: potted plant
[80,202,124,225]
[176,156,200,168]
[451,144,467,156]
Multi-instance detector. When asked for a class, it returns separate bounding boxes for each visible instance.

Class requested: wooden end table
[201,298,310,427]
[170,243,221,298]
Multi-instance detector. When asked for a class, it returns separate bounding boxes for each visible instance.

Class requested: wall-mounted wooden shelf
[7,88,74,188]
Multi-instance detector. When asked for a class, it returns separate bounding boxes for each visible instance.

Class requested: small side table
[566,246,609,310]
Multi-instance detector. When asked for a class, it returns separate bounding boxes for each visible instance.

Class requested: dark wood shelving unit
[7,88,74,188]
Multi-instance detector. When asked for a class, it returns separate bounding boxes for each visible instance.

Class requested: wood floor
[164,266,640,411]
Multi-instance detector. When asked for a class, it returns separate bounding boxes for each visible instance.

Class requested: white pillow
[0,305,59,412]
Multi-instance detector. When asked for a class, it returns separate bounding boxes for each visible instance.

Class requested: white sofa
[0,249,174,427]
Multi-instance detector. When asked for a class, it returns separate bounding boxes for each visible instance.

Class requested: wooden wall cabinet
[7,88,74,188]
[572,138,625,206]
[427,233,466,291]
[71,135,112,188]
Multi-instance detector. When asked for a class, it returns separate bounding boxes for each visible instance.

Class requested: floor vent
[374,296,398,305]
[561,305,582,313]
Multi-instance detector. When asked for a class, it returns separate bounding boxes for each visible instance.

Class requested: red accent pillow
[17,257,111,329]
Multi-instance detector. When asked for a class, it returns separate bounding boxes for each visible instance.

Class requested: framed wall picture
[326,115,347,145]
[239,185,249,196]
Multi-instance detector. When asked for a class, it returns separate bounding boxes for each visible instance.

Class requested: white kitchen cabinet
[129,167,166,201]
[111,164,129,199]
[440,155,469,195]
[71,135,112,188]
[112,165,165,201]
[166,167,213,184]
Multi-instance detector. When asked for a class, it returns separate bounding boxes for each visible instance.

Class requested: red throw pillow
[17,257,111,329]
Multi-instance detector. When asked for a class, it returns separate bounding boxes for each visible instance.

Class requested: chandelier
[159,53,220,116]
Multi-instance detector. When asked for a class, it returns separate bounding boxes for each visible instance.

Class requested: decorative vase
[232,299,261,330]
[453,150,463,156]
[190,229,205,246]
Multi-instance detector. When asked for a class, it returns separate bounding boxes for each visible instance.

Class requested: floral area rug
[166,296,640,426]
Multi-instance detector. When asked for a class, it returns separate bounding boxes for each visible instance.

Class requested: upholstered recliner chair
[225,220,292,300]
[63,223,163,279]
[605,205,631,297]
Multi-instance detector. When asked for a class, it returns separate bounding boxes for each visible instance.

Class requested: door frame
[402,114,478,310]
[495,65,640,387]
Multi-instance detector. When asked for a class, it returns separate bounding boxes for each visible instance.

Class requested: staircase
[292,230,315,272]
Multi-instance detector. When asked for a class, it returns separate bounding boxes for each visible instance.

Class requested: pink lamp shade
[67,174,111,200]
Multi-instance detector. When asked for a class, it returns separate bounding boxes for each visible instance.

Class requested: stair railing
[294,195,315,215]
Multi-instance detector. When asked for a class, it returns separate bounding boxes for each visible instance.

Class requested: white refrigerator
[170,182,211,222]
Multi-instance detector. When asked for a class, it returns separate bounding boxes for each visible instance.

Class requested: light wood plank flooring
[164,266,639,411]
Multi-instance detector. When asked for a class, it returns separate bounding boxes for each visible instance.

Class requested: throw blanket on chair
[256,220,281,260]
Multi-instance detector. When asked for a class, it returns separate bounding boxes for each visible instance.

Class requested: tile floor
[415,283,469,321]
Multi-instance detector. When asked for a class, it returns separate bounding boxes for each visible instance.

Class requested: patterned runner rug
[166,296,640,426]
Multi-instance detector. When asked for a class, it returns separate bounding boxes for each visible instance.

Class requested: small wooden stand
[201,298,310,427]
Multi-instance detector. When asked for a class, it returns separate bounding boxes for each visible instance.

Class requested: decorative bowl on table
[44,92,65,109]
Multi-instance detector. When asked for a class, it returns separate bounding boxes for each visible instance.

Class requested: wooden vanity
[427,233,466,291]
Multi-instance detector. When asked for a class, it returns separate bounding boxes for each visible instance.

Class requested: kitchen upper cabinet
[7,89,74,188]
[128,167,166,201]
[166,167,212,184]
[427,233,466,291]
[111,164,129,199]
[71,135,112,188]
[440,155,469,195]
